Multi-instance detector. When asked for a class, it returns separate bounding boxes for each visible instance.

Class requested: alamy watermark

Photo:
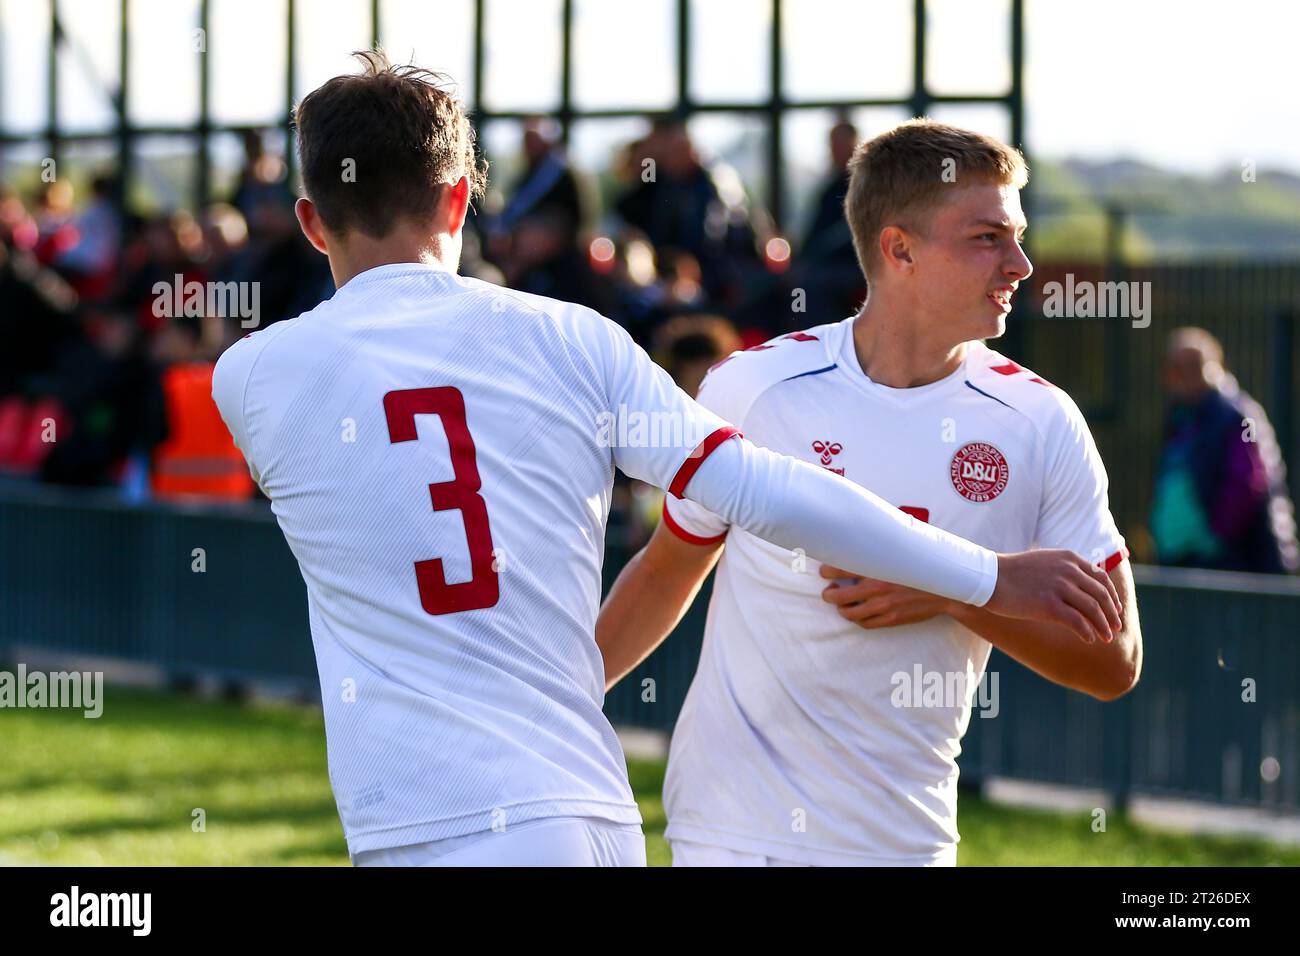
[50,886,150,936]
[890,664,999,718]
[1042,274,1151,329]
[0,664,103,718]
[152,274,260,329]
[595,405,716,452]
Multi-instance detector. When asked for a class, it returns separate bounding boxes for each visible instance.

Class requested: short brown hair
[844,119,1028,279]
[293,49,487,239]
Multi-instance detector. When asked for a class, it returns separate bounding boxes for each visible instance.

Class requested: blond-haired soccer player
[598,120,1143,867]
[213,54,1121,867]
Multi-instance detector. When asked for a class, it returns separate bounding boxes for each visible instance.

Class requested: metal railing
[2,485,1297,810]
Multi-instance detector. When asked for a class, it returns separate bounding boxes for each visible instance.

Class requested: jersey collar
[834,317,976,408]
[340,261,460,290]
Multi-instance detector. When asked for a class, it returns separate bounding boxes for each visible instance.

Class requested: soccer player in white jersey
[598,120,1144,867]
[212,56,1122,867]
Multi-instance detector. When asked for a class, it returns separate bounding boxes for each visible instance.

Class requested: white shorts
[352,816,646,867]
[670,839,956,867]
[670,840,808,867]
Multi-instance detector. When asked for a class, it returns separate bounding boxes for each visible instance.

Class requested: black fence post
[1272,307,1295,502]
[1106,688,1133,815]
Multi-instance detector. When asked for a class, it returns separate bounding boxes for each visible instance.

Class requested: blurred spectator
[653,313,743,398]
[0,184,40,251]
[597,233,709,345]
[113,212,209,333]
[0,233,76,478]
[1151,327,1299,574]
[0,223,79,398]
[38,309,167,489]
[794,116,867,324]
[498,209,617,316]
[55,173,122,301]
[150,316,254,501]
[614,117,762,305]
[231,128,295,221]
[803,117,856,252]
[225,195,333,329]
[224,130,332,326]
[199,203,250,267]
[491,117,584,249]
[32,179,79,267]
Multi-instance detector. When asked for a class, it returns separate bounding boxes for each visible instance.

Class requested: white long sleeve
[680,436,998,607]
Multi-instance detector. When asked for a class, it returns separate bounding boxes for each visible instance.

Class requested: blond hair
[844,119,1028,279]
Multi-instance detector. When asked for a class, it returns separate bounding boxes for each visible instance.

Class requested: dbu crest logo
[811,440,843,466]
[961,460,1000,483]
[950,442,1009,502]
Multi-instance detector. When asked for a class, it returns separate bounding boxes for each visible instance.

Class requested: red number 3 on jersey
[384,387,500,615]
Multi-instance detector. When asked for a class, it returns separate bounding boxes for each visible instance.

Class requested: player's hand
[819,565,959,629]
[985,549,1122,644]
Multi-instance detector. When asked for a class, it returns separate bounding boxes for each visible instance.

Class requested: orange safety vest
[151,362,254,500]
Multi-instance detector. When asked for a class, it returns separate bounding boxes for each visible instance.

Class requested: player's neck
[327,230,460,289]
[852,297,968,389]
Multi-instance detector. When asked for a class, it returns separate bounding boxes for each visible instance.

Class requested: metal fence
[0,0,1025,230]
[961,566,1300,811]
[0,484,316,682]
[3,485,1298,811]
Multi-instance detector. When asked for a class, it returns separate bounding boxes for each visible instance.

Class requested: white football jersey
[212,262,737,854]
[663,316,1128,865]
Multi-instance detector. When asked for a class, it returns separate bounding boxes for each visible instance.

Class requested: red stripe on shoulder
[661,499,729,546]
[1102,547,1130,572]
[668,426,742,498]
[745,331,821,352]
[990,358,1053,387]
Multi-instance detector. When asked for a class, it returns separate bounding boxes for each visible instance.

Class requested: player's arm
[973,391,1142,697]
[581,313,1121,645]
[951,559,1140,699]
[684,439,1120,642]
[821,390,1142,699]
[819,559,1142,700]
[598,520,723,691]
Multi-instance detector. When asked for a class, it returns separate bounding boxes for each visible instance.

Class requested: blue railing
[2,486,1297,811]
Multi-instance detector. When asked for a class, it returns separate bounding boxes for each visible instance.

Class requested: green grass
[2,687,1297,866]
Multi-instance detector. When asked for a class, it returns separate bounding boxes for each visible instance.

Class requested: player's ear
[294,197,330,255]
[442,177,471,237]
[878,225,914,275]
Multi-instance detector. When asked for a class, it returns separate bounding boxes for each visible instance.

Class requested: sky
[1,0,1297,177]
[1025,0,1300,175]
